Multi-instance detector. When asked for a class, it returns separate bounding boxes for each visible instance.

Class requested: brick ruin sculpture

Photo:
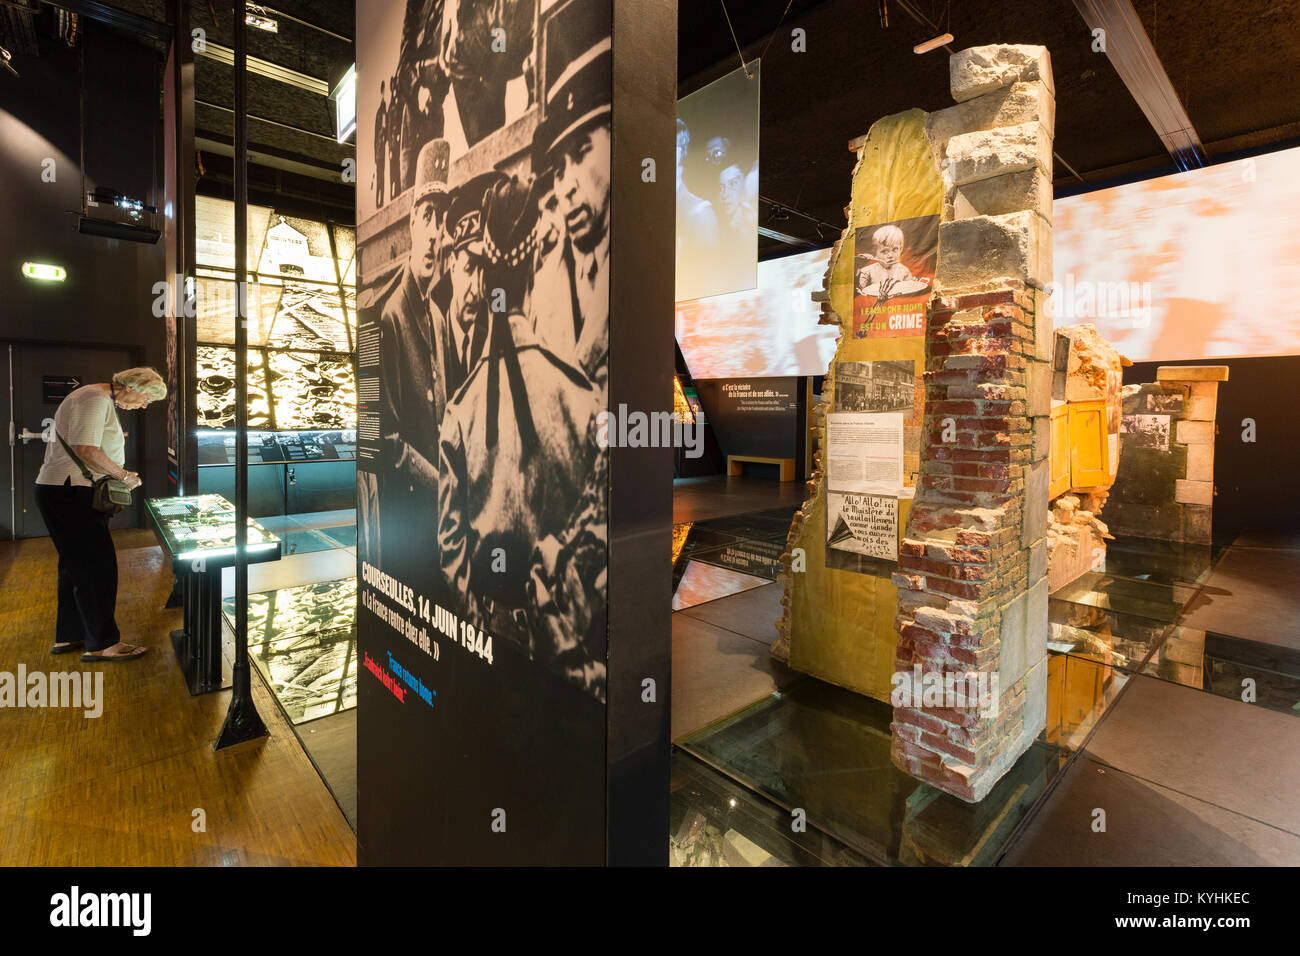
[775,44,1056,803]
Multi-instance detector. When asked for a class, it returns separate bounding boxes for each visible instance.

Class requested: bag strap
[56,431,97,484]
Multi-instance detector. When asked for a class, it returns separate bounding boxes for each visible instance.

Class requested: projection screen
[1052,145,1300,362]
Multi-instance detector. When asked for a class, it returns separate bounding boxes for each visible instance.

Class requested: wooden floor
[0,529,356,866]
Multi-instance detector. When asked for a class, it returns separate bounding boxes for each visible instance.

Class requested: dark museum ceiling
[3,0,1299,248]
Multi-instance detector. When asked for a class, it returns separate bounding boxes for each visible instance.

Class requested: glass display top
[145,493,280,561]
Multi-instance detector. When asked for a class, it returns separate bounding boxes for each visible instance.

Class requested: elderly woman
[34,367,166,662]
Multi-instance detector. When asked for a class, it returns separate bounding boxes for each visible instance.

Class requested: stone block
[1183,504,1213,544]
[1031,414,1050,462]
[1188,381,1218,399]
[1023,655,1048,737]
[945,122,1052,188]
[1026,575,1048,668]
[1185,395,1216,422]
[1176,420,1214,445]
[1185,443,1213,481]
[1033,287,1054,361]
[1028,536,1046,581]
[925,81,1055,163]
[948,166,1053,223]
[950,44,1054,103]
[1156,365,1229,382]
[1175,479,1213,505]
[936,211,1049,292]
[998,590,1030,688]
[1027,359,1052,416]
[1023,459,1049,545]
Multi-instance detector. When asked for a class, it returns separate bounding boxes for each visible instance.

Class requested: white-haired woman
[34,367,166,662]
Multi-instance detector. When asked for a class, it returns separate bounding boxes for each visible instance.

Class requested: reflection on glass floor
[670,508,795,592]
[669,527,1226,866]
[671,749,872,866]
[223,577,357,725]
[1141,625,1300,719]
[678,676,1073,866]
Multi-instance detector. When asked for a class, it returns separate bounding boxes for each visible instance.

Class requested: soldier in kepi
[526,3,614,699]
[528,10,611,402]
[435,169,602,686]
[378,139,452,596]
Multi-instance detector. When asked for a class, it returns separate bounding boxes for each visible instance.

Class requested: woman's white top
[35,385,125,487]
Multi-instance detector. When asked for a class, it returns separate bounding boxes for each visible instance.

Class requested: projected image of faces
[675,63,760,302]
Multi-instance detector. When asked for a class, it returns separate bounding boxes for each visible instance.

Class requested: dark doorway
[3,342,137,538]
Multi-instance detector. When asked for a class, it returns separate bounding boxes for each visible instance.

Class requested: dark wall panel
[0,29,168,508]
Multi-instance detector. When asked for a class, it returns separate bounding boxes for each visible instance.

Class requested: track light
[913,33,953,54]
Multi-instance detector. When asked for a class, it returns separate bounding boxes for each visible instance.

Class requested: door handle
[18,428,46,444]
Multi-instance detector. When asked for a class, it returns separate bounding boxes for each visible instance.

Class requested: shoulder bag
[56,432,133,515]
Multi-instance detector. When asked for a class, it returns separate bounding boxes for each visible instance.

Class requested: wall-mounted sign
[43,375,82,404]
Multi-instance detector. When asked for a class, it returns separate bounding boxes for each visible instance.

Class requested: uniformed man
[527,6,611,400]
[428,170,506,419]
[436,172,602,669]
[397,0,449,193]
[377,139,451,594]
[440,0,533,146]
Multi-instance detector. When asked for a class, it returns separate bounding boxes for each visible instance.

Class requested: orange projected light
[1052,145,1300,362]
[675,247,839,379]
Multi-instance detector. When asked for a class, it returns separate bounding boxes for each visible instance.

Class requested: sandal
[50,640,85,655]
[81,643,149,662]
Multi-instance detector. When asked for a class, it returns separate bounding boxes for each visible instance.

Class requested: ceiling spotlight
[245,4,278,32]
[914,33,954,54]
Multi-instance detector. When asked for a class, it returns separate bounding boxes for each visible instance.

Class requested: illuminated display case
[196,429,357,465]
[191,198,358,518]
[145,493,279,563]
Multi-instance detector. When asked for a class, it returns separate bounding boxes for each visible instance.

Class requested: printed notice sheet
[825,411,904,492]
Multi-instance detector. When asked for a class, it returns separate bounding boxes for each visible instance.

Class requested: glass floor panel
[1047,597,1172,673]
[672,560,770,610]
[224,577,358,725]
[1101,534,1227,589]
[689,506,799,543]
[670,749,872,866]
[677,675,1082,866]
[1141,626,1300,719]
[1049,570,1200,623]
[279,529,340,556]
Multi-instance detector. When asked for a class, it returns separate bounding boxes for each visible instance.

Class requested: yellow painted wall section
[787,109,944,702]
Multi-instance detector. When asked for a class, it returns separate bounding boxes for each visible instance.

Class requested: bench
[727,454,796,482]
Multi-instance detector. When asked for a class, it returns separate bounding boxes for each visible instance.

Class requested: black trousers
[34,479,120,652]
